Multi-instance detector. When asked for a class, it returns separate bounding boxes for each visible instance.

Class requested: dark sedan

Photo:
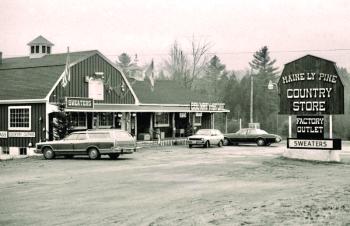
[224,128,282,146]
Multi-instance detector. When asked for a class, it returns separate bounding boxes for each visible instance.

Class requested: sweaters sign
[278,55,344,115]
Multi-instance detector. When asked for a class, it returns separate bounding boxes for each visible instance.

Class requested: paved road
[1,143,350,225]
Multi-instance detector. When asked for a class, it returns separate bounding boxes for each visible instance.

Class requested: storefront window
[8,106,31,130]
[99,113,113,128]
[70,112,87,128]
[154,113,169,127]
[194,113,202,126]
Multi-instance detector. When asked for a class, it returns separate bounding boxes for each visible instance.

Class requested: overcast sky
[1,0,350,71]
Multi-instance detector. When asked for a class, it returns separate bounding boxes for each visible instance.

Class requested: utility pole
[250,70,253,123]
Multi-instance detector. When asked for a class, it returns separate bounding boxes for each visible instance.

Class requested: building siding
[0,103,46,147]
[49,54,135,104]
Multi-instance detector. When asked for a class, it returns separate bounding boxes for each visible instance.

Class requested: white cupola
[27,35,54,58]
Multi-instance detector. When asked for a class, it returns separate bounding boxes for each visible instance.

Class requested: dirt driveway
[1,143,350,225]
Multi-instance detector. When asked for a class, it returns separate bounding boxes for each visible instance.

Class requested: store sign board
[296,116,324,139]
[66,97,94,109]
[287,138,341,150]
[8,132,35,137]
[0,131,7,138]
[190,102,225,111]
[278,55,344,115]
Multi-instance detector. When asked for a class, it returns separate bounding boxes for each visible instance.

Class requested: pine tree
[249,46,279,132]
[249,46,278,76]
[52,99,72,140]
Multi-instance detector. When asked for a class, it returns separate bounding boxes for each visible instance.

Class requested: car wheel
[43,147,55,160]
[223,138,229,146]
[218,140,223,147]
[256,138,266,146]
[108,153,120,160]
[203,141,210,148]
[88,148,100,160]
[189,144,193,149]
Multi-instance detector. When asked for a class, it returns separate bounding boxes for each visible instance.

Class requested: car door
[235,129,247,143]
[73,133,88,154]
[246,129,258,143]
[56,133,78,155]
[214,130,222,144]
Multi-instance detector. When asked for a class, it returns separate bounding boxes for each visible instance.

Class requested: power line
[4,48,350,58]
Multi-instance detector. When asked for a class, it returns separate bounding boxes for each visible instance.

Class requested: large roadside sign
[278,55,344,151]
[278,55,344,115]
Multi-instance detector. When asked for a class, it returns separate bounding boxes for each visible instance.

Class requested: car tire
[43,147,55,160]
[223,138,229,146]
[189,144,193,149]
[108,153,120,160]
[256,138,266,146]
[218,140,223,147]
[203,141,210,148]
[88,148,100,160]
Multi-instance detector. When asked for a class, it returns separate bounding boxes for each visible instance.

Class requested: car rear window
[88,133,111,139]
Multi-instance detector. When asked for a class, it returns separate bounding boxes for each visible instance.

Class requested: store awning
[64,104,229,113]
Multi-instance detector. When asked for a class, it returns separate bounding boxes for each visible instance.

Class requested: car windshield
[196,130,211,136]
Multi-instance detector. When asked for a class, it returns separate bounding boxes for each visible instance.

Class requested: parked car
[188,129,225,148]
[224,128,282,146]
[35,129,137,160]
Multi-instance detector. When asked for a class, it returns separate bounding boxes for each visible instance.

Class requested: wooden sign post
[278,55,344,161]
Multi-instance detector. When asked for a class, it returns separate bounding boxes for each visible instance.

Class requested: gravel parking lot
[1,143,350,225]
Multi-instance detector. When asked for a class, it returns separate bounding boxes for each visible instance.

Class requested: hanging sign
[88,79,104,100]
[0,131,7,138]
[179,113,187,118]
[296,116,324,139]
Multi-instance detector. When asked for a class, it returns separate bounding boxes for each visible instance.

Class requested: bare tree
[187,37,211,88]
[164,38,210,89]
[164,41,189,82]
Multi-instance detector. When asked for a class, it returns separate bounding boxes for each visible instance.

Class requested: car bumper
[100,147,135,154]
[188,140,205,145]
[34,149,42,154]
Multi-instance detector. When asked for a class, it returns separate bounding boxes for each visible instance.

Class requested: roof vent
[27,35,54,59]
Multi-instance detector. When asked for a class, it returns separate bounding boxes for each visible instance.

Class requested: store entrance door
[87,113,93,129]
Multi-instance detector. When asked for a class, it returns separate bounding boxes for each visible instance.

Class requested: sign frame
[287,138,341,150]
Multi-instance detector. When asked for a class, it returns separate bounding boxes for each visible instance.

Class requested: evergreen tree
[116,53,140,78]
[249,46,279,132]
[249,46,278,76]
[52,99,72,140]
[194,55,226,101]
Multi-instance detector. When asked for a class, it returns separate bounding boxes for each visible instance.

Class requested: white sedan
[187,129,225,148]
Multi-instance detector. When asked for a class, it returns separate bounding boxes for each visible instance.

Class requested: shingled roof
[0,50,97,100]
[131,80,208,105]
[27,35,54,46]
